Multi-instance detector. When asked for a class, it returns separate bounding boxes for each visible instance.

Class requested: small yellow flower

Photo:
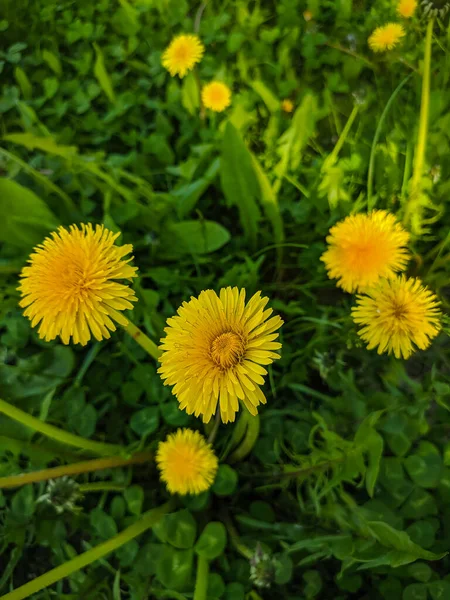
[162,34,204,78]
[368,23,405,52]
[158,287,283,424]
[202,81,232,112]
[156,429,218,495]
[352,275,441,359]
[397,0,417,17]
[19,224,138,346]
[303,10,313,21]
[281,99,294,113]
[321,210,410,293]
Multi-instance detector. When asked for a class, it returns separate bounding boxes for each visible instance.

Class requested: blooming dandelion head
[351,275,441,359]
[158,287,283,424]
[368,23,405,52]
[202,81,232,112]
[281,99,294,113]
[156,429,218,495]
[19,224,138,346]
[397,0,418,17]
[321,210,410,293]
[162,34,204,78]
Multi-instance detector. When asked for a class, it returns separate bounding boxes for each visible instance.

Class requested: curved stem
[122,321,160,361]
[0,452,153,489]
[367,73,413,209]
[0,398,124,457]
[0,500,175,600]
[193,556,209,600]
[324,105,359,169]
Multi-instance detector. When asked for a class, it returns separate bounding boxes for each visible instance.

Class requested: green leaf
[90,508,118,539]
[207,573,226,599]
[93,43,116,104]
[159,220,230,259]
[367,521,447,562]
[124,485,144,516]
[251,154,284,253]
[130,407,160,437]
[274,553,293,585]
[195,522,227,560]
[429,581,450,600]
[4,132,78,158]
[404,452,443,489]
[251,80,280,113]
[11,486,35,520]
[181,73,199,116]
[221,122,261,249]
[42,49,62,76]
[402,583,428,600]
[0,179,59,249]
[224,583,245,600]
[156,547,194,591]
[365,430,384,497]
[211,465,238,496]
[14,66,32,100]
[154,510,197,549]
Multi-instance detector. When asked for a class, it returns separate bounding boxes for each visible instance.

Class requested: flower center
[174,44,189,62]
[210,331,245,369]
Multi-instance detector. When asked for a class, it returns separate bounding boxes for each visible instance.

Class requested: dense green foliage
[1,0,450,598]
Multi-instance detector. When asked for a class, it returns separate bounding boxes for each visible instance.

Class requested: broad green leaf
[0,179,59,249]
[130,406,160,437]
[154,510,197,549]
[4,132,78,158]
[211,465,238,496]
[429,581,450,599]
[14,66,32,99]
[221,122,261,248]
[251,80,280,113]
[156,547,193,591]
[274,92,317,193]
[181,73,199,116]
[124,485,144,516]
[90,508,118,539]
[195,522,227,560]
[42,49,62,76]
[367,521,446,562]
[93,43,116,104]
[251,154,284,252]
[159,220,230,258]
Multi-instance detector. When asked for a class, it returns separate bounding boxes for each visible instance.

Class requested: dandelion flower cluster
[158,287,283,424]
[281,99,294,113]
[156,429,218,495]
[202,81,232,112]
[321,210,410,293]
[162,34,204,78]
[352,275,441,359]
[19,224,137,345]
[368,23,405,52]
[397,0,418,17]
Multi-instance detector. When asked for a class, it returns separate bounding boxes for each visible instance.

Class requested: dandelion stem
[404,17,434,227]
[0,452,152,490]
[123,321,161,361]
[193,556,210,600]
[0,500,175,600]
[207,411,221,445]
[222,511,253,559]
[194,1,208,34]
[324,105,359,169]
[0,398,124,457]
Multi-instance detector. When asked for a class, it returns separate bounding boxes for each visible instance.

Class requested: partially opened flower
[321,210,410,293]
[397,0,417,17]
[19,224,138,345]
[421,0,450,18]
[158,287,283,423]
[281,99,294,113]
[156,429,218,495]
[351,275,441,359]
[162,34,204,78]
[368,23,405,52]
[202,81,232,112]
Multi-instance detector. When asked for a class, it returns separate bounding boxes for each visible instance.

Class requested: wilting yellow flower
[352,275,441,359]
[158,287,283,424]
[321,210,410,293]
[368,23,405,52]
[19,224,138,346]
[161,34,204,78]
[202,81,232,112]
[281,99,294,113]
[156,429,218,495]
[303,10,313,21]
[397,0,417,17]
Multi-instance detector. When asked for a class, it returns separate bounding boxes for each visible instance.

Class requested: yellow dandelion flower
[352,275,441,359]
[158,287,283,424]
[368,23,405,52]
[321,210,410,293]
[202,81,232,112]
[161,34,204,78]
[281,99,294,113]
[397,0,417,17]
[156,428,218,495]
[19,224,138,346]
[303,10,313,21]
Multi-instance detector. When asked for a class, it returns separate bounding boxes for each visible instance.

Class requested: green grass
[1,0,450,599]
